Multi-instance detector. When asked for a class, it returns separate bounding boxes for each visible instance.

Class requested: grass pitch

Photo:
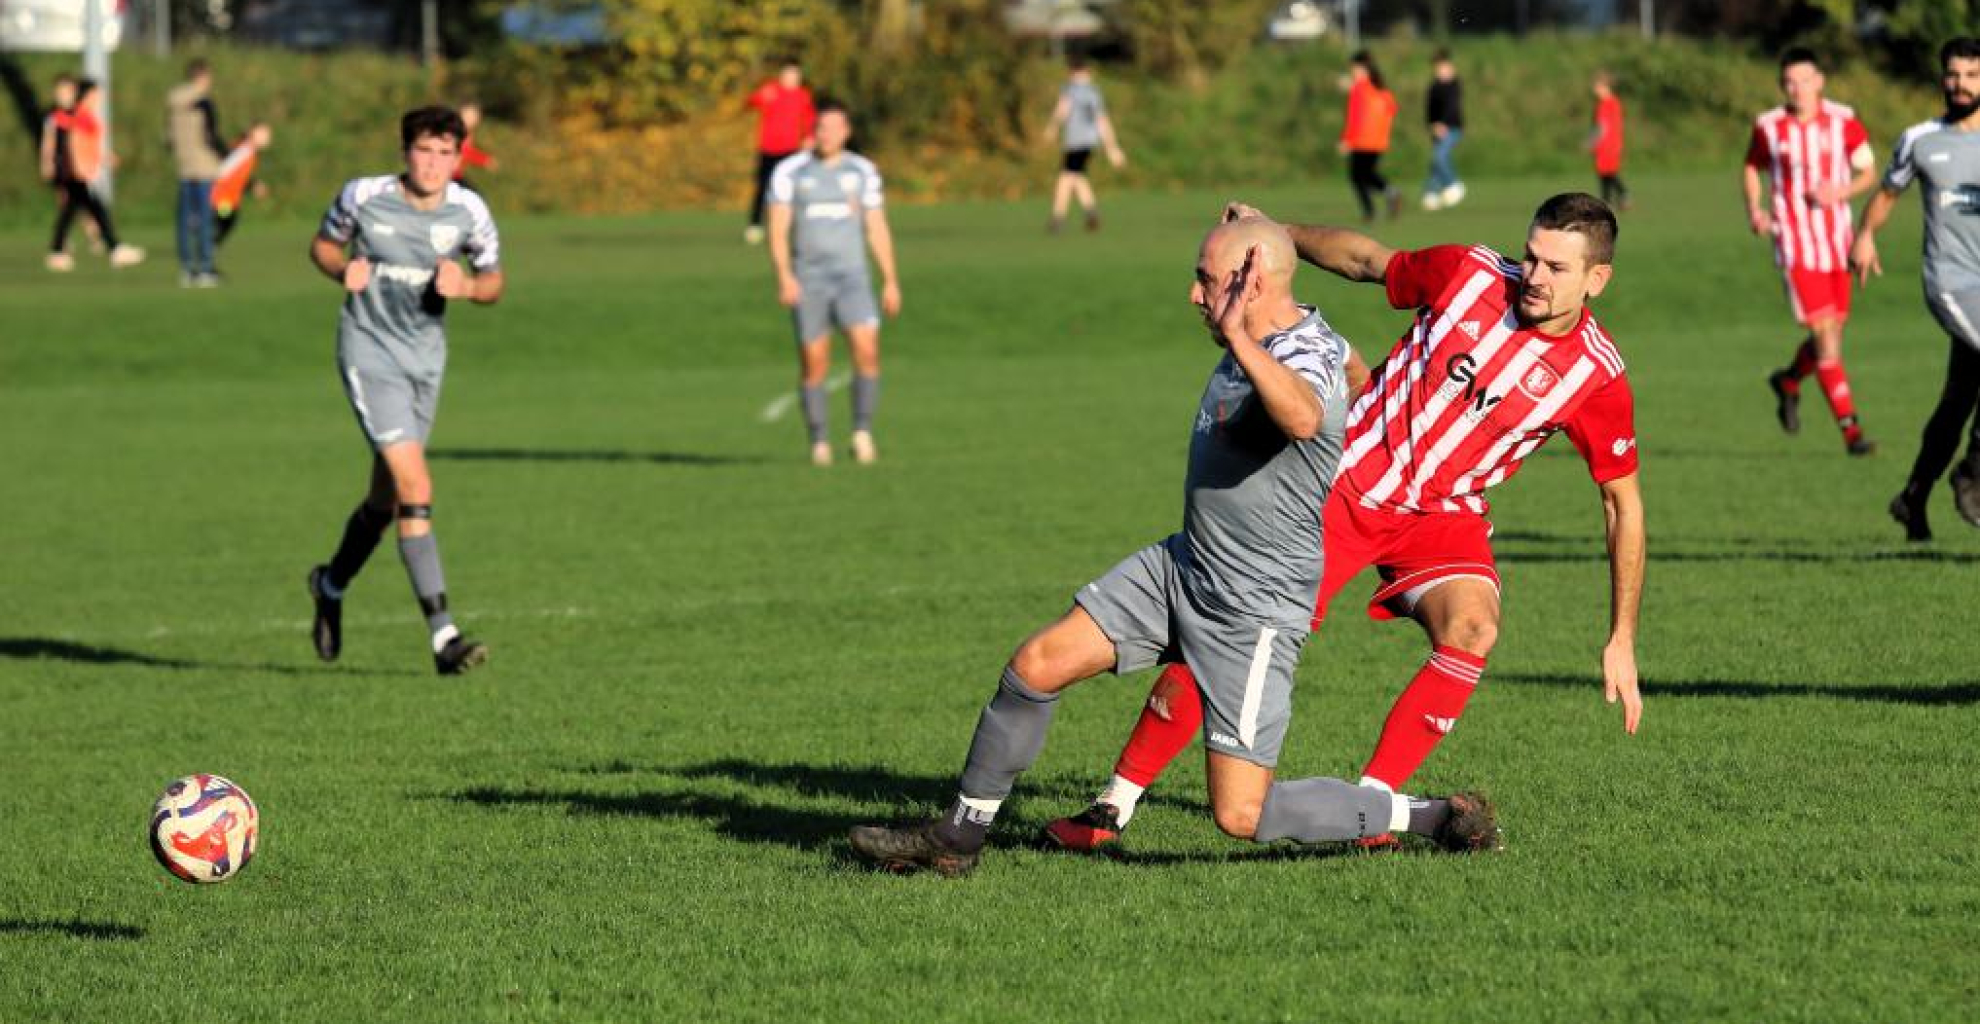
[2,172,1976,1022]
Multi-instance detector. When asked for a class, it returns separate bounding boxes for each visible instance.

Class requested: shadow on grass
[428,447,763,467]
[0,637,418,679]
[0,918,144,941]
[452,758,1221,866]
[1500,672,1980,707]
[569,757,1212,815]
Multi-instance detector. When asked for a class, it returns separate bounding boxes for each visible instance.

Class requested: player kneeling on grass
[767,101,901,467]
[847,219,1498,878]
[304,106,504,676]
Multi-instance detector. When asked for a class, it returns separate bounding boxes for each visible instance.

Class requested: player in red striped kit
[1044,193,1646,851]
[1748,48,1881,456]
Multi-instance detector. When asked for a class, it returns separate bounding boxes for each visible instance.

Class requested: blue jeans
[177,178,215,274]
[1425,129,1463,194]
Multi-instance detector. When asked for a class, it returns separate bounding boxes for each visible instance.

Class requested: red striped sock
[1361,645,1484,790]
[1813,358,1863,443]
[1780,339,1818,395]
[1113,664,1203,788]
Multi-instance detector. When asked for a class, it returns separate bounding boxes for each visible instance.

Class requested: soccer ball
[149,774,259,884]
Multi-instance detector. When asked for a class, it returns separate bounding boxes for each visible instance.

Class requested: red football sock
[1360,645,1484,790]
[1112,664,1204,788]
[1813,358,1863,443]
[1780,339,1818,395]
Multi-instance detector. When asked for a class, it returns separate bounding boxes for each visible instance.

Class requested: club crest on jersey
[839,172,861,196]
[1458,320,1481,341]
[1517,362,1560,400]
[429,224,461,254]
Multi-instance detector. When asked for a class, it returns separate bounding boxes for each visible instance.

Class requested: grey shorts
[1074,534,1309,768]
[340,360,439,450]
[793,270,878,345]
[1926,287,1980,353]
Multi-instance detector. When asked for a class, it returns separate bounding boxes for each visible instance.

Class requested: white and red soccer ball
[149,774,258,884]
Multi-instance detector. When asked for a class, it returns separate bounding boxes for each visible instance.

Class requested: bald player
[846,220,1498,878]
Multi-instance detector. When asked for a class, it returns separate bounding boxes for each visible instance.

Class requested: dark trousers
[1348,151,1389,220]
[1906,337,1980,492]
[750,149,797,227]
[50,179,117,252]
[1600,173,1629,208]
[176,178,215,273]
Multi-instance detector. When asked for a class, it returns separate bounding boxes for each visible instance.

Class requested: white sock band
[1098,775,1146,825]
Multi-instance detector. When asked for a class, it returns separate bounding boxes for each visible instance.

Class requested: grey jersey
[769,151,883,276]
[1061,81,1106,151]
[318,176,500,377]
[1181,306,1350,626]
[1884,119,1980,294]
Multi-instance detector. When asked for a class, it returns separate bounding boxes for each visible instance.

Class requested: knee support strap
[397,503,433,521]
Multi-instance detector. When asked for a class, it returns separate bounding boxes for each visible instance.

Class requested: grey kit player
[767,100,901,466]
[847,220,1497,877]
[304,106,504,675]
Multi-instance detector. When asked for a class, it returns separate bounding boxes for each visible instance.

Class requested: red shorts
[1782,266,1852,325]
[1311,488,1500,630]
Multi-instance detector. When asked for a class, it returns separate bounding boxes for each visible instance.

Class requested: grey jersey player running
[1043,56,1126,234]
[304,106,505,675]
[1855,36,1980,541]
[767,100,901,466]
[848,220,1498,878]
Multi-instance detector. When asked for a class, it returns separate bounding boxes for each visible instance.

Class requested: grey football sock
[933,667,1059,853]
[851,373,880,432]
[1253,778,1394,844]
[397,533,454,636]
[800,385,829,444]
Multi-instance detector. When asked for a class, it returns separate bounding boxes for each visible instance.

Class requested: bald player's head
[1192,218,1299,336]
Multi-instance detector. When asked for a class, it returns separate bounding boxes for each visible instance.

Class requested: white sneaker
[851,430,878,465]
[109,244,146,268]
[1421,193,1444,211]
[744,226,766,245]
[1441,182,1466,207]
[45,252,75,272]
[810,441,833,466]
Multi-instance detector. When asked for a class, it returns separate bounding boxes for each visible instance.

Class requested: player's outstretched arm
[1598,472,1645,734]
[1344,345,1372,399]
[1851,186,1903,286]
[1218,203,1393,285]
[863,207,902,317]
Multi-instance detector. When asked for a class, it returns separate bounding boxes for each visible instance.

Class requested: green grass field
[3,172,1976,1022]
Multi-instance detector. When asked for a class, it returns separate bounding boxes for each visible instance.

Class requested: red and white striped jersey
[1745,101,1873,273]
[1338,245,1639,516]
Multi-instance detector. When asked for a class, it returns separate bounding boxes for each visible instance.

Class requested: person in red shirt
[1341,50,1400,223]
[1043,193,1646,852]
[1589,71,1628,210]
[453,103,498,190]
[1748,48,1880,457]
[745,59,816,245]
[46,79,143,271]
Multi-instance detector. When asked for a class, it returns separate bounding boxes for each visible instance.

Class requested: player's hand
[1207,244,1259,348]
[777,273,802,308]
[1335,139,1350,155]
[435,259,473,299]
[1221,201,1268,224]
[1808,183,1850,207]
[1851,235,1882,286]
[1107,146,1126,169]
[881,280,902,317]
[1747,207,1774,237]
[343,257,372,294]
[1602,640,1642,735]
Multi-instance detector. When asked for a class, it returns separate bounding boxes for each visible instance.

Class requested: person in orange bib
[212,123,272,247]
[1341,50,1400,223]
